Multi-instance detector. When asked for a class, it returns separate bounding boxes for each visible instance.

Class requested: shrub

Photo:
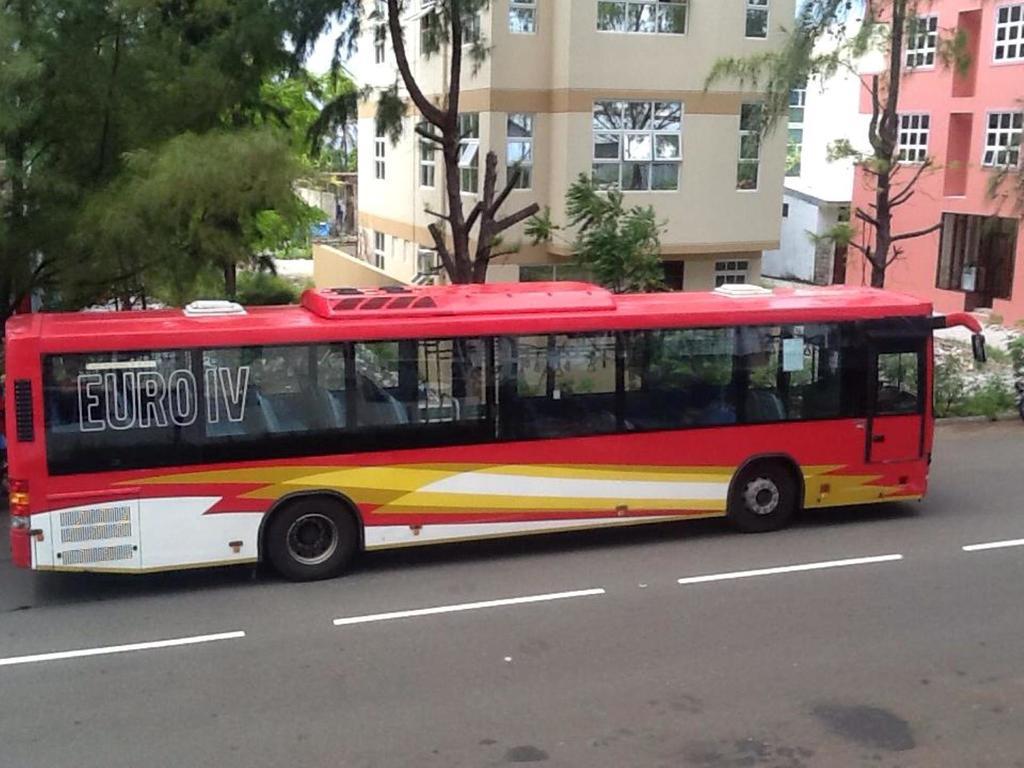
[236,272,300,305]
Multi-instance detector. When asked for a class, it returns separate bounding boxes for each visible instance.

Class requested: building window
[994,4,1024,62]
[419,124,436,188]
[374,23,387,64]
[458,113,480,193]
[982,111,1023,167]
[372,232,386,270]
[374,124,386,180]
[787,85,806,177]
[596,1,687,35]
[417,248,438,276]
[592,101,682,191]
[905,15,938,68]
[507,113,534,190]
[715,260,750,287]
[746,0,769,38]
[510,0,536,33]
[737,103,762,191]
[898,113,930,163]
[782,202,790,218]
[462,12,481,45]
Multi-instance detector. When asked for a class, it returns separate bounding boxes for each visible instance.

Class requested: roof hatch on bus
[300,282,617,319]
[184,300,246,317]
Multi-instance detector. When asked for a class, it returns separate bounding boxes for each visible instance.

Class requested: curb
[937,412,1022,425]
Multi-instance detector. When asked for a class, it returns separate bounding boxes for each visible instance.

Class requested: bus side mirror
[972,333,987,364]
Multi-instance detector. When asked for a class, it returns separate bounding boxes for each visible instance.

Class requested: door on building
[867,338,926,463]
[663,261,685,291]
[936,214,1018,311]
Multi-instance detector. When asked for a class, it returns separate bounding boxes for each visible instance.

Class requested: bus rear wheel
[727,461,799,533]
[265,498,358,581]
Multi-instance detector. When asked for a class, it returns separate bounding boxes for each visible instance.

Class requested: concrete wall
[313,243,410,289]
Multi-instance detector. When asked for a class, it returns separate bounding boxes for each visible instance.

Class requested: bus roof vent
[183,300,247,317]
[301,282,616,319]
[713,284,773,299]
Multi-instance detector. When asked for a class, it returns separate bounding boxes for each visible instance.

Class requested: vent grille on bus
[59,506,132,527]
[14,379,34,442]
[61,523,133,544]
[60,545,135,565]
[300,283,616,320]
[59,505,133,546]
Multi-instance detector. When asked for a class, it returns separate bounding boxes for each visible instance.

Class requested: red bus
[5,283,984,581]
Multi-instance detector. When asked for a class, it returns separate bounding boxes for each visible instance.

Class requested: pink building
[847,0,1024,324]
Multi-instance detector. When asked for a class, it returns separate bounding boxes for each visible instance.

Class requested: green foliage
[934,355,1016,420]
[1009,335,1024,371]
[1,0,316,317]
[236,271,301,306]
[528,175,666,294]
[69,129,315,305]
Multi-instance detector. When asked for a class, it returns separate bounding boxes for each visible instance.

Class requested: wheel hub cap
[744,478,780,516]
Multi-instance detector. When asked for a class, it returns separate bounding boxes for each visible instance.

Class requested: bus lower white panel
[138,497,261,569]
[363,515,689,550]
[40,499,142,571]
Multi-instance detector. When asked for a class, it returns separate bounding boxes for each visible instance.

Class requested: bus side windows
[876,351,920,415]
[354,338,488,430]
[624,329,738,429]
[500,334,618,439]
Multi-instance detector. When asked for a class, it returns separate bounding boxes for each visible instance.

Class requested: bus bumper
[9,519,32,569]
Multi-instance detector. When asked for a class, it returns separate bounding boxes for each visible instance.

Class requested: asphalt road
[1,421,1022,768]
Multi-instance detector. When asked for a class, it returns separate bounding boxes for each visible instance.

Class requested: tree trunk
[865,0,907,288]
[224,264,237,298]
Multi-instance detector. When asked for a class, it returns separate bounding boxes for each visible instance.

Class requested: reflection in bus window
[625,328,737,428]
[354,339,488,429]
[501,334,618,439]
[877,352,919,414]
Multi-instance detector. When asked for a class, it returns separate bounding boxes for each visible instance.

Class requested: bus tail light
[9,479,30,517]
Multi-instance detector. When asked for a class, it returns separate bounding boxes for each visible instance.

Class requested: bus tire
[265,497,359,581]
[727,461,798,534]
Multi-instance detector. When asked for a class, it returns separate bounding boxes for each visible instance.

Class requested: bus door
[867,337,926,464]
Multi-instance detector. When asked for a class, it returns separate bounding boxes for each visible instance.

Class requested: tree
[527,175,666,294]
[1,0,311,319]
[307,0,541,284]
[706,0,956,288]
[70,130,313,307]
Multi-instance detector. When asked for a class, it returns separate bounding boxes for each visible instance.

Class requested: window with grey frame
[507,113,534,190]
[745,0,769,38]
[509,0,536,33]
[458,113,480,193]
[592,100,682,191]
[597,0,687,34]
[737,103,762,190]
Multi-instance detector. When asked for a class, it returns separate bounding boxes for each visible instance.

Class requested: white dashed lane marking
[677,554,905,586]
[962,538,1024,553]
[0,631,246,668]
[333,588,606,627]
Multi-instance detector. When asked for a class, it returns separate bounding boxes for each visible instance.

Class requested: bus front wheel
[727,461,799,533]
[265,497,359,581]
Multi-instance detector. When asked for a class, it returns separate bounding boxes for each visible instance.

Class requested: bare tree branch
[856,208,880,228]
[424,207,453,223]
[494,203,542,235]
[890,159,933,207]
[891,221,943,243]
[428,221,456,279]
[386,0,445,126]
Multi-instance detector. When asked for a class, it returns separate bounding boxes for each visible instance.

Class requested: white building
[763,17,865,285]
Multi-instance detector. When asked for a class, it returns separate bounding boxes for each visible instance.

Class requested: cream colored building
[346,0,793,290]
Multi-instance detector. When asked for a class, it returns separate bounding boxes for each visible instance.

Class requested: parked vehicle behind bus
[5,283,986,581]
